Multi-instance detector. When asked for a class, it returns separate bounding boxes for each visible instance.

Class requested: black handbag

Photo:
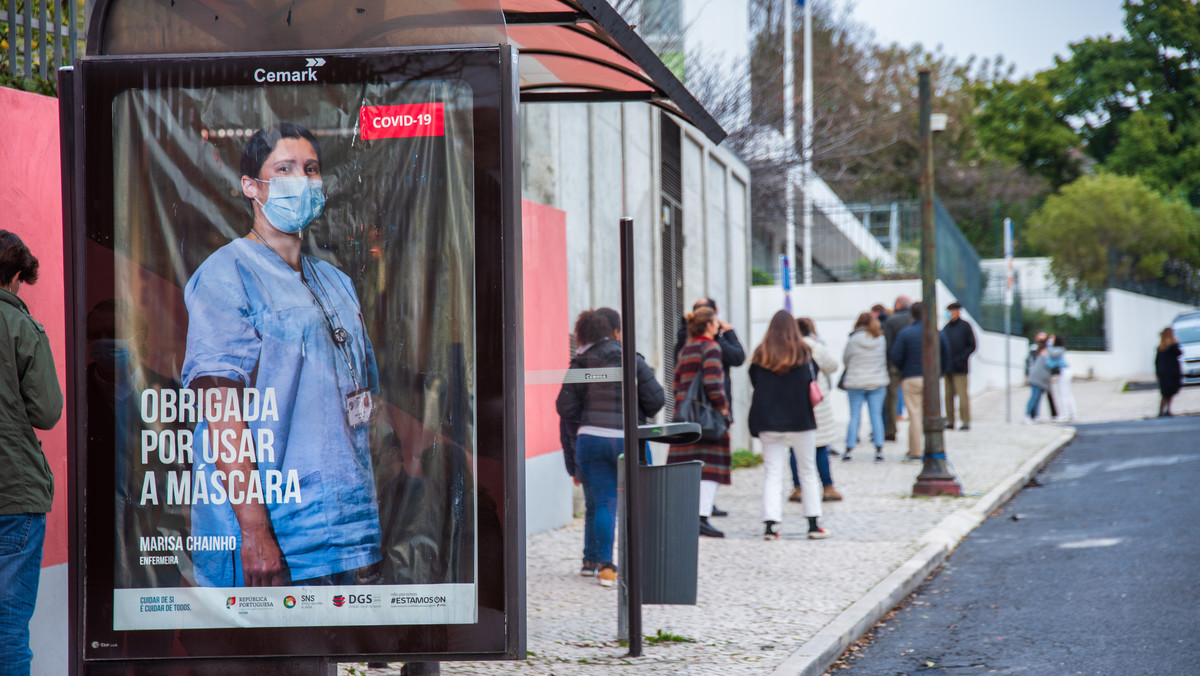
[673,369,728,441]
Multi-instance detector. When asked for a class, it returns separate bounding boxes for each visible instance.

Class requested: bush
[751,266,774,286]
[732,448,762,469]
[1,68,57,97]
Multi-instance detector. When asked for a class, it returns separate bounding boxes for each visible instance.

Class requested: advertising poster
[75,48,518,660]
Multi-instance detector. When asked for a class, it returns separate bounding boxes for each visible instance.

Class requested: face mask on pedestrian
[254,176,325,233]
[89,338,134,374]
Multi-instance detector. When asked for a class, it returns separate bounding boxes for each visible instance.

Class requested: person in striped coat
[668,307,731,538]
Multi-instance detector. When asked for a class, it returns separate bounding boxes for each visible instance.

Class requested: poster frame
[63,44,525,671]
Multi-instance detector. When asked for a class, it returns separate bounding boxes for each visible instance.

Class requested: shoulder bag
[672,368,728,442]
[808,361,824,407]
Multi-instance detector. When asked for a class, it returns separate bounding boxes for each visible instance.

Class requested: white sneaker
[1021,417,1034,425]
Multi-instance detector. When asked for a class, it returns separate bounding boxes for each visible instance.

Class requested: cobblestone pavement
[342,377,1200,675]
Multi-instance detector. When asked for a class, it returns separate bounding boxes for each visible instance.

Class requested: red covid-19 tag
[359,103,445,140]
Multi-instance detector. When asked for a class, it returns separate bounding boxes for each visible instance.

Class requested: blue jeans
[846,387,886,449]
[790,446,832,487]
[576,435,621,565]
[0,514,46,676]
[1027,385,1044,419]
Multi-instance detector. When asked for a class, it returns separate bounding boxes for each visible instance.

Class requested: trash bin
[638,460,701,604]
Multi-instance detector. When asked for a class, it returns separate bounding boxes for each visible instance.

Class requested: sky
[831,0,1129,78]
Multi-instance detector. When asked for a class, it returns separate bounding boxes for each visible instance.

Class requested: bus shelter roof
[86,0,726,144]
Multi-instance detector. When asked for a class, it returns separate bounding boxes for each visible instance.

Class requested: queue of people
[555,293,1151,559]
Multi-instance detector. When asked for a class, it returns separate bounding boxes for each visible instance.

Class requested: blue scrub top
[182,237,381,586]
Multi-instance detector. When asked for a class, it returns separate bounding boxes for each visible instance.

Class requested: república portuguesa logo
[226,596,236,609]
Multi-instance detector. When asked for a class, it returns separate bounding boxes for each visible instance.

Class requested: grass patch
[646,629,697,645]
[732,448,762,469]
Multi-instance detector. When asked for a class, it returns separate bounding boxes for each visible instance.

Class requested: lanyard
[250,232,362,390]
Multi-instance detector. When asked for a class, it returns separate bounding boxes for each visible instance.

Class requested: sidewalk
[343,377,1200,675]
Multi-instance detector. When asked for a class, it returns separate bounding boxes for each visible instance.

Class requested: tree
[734,1,1050,260]
[969,76,1080,188]
[974,0,1200,205]
[1026,174,1200,300]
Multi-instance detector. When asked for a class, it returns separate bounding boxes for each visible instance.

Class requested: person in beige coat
[791,317,843,502]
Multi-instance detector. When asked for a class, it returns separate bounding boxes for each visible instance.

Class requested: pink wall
[521,200,569,459]
[0,87,69,567]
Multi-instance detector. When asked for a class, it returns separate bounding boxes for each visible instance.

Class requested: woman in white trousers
[747,310,830,540]
[1048,335,1076,421]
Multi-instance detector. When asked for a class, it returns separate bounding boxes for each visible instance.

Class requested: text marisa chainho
[136,388,303,507]
[139,535,238,552]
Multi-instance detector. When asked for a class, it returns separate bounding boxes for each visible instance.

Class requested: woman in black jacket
[748,310,830,540]
[1156,327,1183,417]
[556,310,664,585]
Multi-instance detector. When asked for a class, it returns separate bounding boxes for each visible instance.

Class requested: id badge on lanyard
[346,388,374,427]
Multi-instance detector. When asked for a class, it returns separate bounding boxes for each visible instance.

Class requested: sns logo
[283,596,297,609]
[332,595,346,608]
[226,597,236,609]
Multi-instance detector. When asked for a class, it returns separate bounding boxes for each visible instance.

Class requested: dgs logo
[349,594,374,604]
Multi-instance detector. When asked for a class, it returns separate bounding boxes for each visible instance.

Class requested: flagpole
[801,0,814,285]
[783,0,796,296]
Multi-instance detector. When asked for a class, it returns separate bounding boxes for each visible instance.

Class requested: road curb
[771,428,1076,676]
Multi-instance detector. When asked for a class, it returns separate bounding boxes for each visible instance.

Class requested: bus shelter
[62,1,723,674]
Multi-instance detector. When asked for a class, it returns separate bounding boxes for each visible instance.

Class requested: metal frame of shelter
[64,1,724,674]
[83,0,726,144]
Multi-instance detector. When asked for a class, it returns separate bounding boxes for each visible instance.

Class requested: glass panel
[74,48,516,659]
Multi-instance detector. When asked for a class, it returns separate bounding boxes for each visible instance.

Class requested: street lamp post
[912,69,962,497]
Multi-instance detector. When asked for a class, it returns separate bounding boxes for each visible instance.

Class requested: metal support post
[912,70,961,497]
[618,218,644,655]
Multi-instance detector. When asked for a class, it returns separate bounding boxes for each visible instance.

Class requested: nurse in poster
[179,122,382,589]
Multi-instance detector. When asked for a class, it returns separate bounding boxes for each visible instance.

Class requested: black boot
[699,516,725,538]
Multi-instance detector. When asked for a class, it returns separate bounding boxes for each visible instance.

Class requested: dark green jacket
[0,288,63,515]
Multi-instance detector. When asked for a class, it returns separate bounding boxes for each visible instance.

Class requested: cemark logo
[284,596,297,609]
[332,595,346,608]
[226,596,236,609]
[254,57,325,84]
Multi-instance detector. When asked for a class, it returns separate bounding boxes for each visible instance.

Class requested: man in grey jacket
[0,230,63,673]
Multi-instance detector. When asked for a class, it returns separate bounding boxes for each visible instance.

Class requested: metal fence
[1111,277,1200,309]
[978,269,1024,337]
[1,0,85,92]
[752,197,984,320]
[1015,286,1107,351]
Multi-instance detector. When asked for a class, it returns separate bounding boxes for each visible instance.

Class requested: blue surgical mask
[89,338,133,373]
[255,176,325,233]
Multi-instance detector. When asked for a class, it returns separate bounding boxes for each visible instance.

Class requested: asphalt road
[837,415,1200,675]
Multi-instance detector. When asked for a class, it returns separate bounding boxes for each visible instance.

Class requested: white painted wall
[521,102,752,533]
[1067,289,1198,379]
